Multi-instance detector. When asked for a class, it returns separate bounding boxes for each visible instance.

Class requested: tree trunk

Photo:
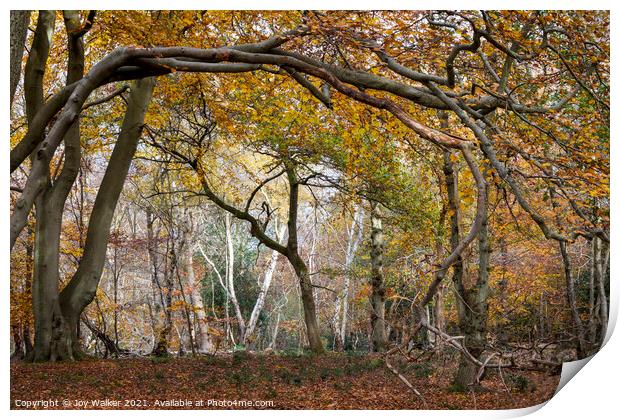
[497,233,509,344]
[10,10,31,108]
[154,229,176,357]
[588,238,597,345]
[11,325,25,360]
[225,213,246,342]
[23,11,55,122]
[433,200,447,349]
[146,210,165,353]
[285,165,324,354]
[24,325,34,359]
[559,240,588,358]
[433,287,445,348]
[32,195,73,361]
[184,223,213,353]
[444,150,490,389]
[58,77,155,359]
[545,151,589,357]
[111,248,120,351]
[270,310,281,350]
[369,201,387,352]
[594,237,608,345]
[171,232,196,356]
[453,196,490,389]
[27,10,78,362]
[290,254,324,353]
[337,205,364,351]
[152,238,173,357]
[243,223,284,346]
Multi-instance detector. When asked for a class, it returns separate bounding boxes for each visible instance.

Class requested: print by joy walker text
[13,398,274,409]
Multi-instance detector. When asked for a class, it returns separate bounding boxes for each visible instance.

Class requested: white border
[3,2,617,419]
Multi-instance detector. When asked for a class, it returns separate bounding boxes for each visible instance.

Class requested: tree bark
[559,240,587,358]
[290,254,323,353]
[453,174,490,389]
[547,176,588,357]
[172,234,196,355]
[146,209,164,351]
[11,325,25,360]
[432,110,451,340]
[57,77,155,359]
[153,234,174,356]
[183,218,213,353]
[224,213,246,341]
[23,13,86,360]
[594,237,608,346]
[242,223,284,346]
[24,11,55,123]
[335,205,364,351]
[270,310,282,350]
[10,10,31,108]
[443,150,490,389]
[285,165,324,353]
[369,201,387,352]
[26,10,77,362]
[588,238,597,345]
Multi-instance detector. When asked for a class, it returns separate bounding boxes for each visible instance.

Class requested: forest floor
[10,352,560,410]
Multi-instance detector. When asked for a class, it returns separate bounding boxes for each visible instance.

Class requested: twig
[498,363,516,405]
[82,85,130,111]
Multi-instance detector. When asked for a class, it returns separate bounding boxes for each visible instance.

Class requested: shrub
[507,374,532,392]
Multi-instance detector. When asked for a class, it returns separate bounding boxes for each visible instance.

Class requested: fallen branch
[384,346,428,407]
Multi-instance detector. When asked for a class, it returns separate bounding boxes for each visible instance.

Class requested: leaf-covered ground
[10,353,560,410]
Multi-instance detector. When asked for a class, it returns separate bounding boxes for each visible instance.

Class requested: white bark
[198,243,232,343]
[270,310,281,350]
[243,221,285,346]
[337,205,365,347]
[225,213,246,341]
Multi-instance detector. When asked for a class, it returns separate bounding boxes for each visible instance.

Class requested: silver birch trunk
[225,213,246,342]
[337,205,364,350]
[242,222,285,346]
